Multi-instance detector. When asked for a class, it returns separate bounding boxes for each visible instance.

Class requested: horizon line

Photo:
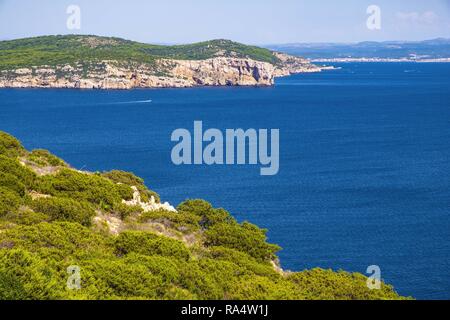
[0,34,449,47]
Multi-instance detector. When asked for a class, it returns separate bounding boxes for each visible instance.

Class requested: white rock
[122,186,177,212]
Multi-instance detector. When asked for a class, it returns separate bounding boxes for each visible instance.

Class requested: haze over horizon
[1,0,449,45]
[1,34,449,47]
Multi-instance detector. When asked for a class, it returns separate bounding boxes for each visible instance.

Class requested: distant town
[311,57,450,63]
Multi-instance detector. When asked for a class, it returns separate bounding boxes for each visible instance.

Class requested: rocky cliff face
[0,53,327,89]
[273,52,327,76]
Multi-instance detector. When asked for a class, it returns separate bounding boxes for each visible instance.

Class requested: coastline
[312,58,450,63]
[0,63,333,90]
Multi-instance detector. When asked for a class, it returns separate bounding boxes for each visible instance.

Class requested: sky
[0,0,449,44]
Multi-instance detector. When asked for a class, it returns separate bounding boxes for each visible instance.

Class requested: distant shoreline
[311,58,450,63]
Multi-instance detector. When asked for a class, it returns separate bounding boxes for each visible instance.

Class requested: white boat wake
[112,99,152,104]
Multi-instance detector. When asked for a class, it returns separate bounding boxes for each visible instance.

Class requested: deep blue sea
[0,63,449,299]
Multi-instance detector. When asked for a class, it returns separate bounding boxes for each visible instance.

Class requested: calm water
[0,63,449,299]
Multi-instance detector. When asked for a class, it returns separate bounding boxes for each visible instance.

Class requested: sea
[0,63,449,299]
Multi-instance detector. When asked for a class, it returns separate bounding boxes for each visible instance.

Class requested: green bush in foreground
[28,149,67,167]
[286,269,404,300]
[205,221,281,262]
[1,209,49,226]
[139,209,201,233]
[0,132,25,158]
[0,187,21,217]
[0,172,26,197]
[0,220,408,300]
[102,170,160,203]
[0,249,59,300]
[114,231,190,261]
[0,130,409,300]
[0,155,35,189]
[33,169,127,209]
[30,197,96,226]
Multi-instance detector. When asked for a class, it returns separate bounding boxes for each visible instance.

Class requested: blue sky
[1,0,449,44]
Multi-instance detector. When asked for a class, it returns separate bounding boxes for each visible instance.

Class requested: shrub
[177,260,225,299]
[139,209,201,233]
[177,199,235,228]
[162,287,197,300]
[123,253,183,285]
[30,197,96,226]
[0,172,26,196]
[0,187,21,217]
[101,170,145,188]
[33,169,126,209]
[114,183,134,201]
[0,222,112,260]
[208,246,278,278]
[1,209,49,226]
[0,155,35,189]
[194,258,248,297]
[80,258,163,299]
[28,149,66,167]
[112,202,143,220]
[139,189,161,204]
[0,131,25,158]
[0,249,61,300]
[227,275,304,300]
[204,221,280,262]
[114,231,190,261]
[102,170,160,203]
[286,269,409,300]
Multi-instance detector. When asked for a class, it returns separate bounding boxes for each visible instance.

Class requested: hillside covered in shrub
[0,35,279,71]
[0,131,408,300]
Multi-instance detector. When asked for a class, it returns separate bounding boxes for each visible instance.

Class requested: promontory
[0,35,329,89]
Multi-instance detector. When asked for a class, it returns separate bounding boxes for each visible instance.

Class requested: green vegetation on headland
[0,130,410,300]
[0,35,279,71]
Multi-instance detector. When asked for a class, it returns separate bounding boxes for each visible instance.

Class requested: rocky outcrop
[0,53,328,89]
[162,57,275,86]
[122,186,177,212]
[273,52,327,76]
